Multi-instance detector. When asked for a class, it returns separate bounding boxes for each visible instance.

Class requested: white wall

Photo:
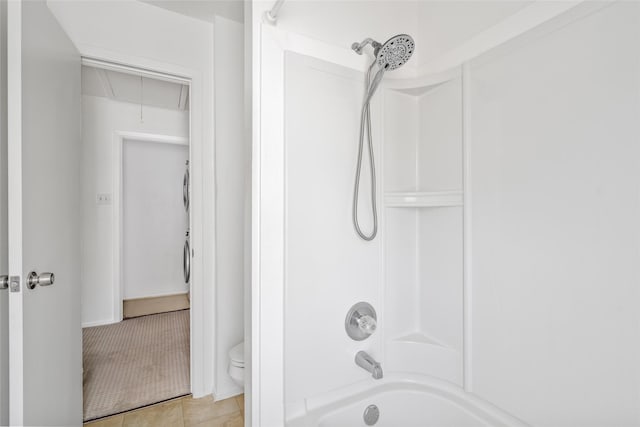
[81,95,189,325]
[213,16,245,400]
[468,2,640,425]
[122,139,189,300]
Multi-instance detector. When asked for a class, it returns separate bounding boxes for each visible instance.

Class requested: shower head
[350,34,414,241]
[375,34,414,71]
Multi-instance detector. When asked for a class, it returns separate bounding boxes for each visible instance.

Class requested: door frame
[112,131,190,323]
[79,51,212,398]
[82,54,210,399]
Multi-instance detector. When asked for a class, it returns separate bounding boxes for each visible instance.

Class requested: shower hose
[353,59,386,241]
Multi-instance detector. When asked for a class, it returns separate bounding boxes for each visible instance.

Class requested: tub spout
[355,351,383,380]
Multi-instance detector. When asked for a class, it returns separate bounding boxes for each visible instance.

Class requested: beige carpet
[83,310,190,421]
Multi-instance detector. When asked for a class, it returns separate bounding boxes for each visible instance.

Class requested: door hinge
[9,276,20,292]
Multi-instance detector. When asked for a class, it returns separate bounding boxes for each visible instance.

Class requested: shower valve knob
[345,302,377,341]
[357,314,377,335]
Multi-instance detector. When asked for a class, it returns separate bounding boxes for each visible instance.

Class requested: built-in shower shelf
[384,191,462,208]
[393,332,450,349]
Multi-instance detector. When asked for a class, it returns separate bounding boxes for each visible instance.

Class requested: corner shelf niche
[393,331,450,349]
[382,71,464,386]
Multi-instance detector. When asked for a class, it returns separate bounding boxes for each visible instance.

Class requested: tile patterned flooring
[84,394,244,427]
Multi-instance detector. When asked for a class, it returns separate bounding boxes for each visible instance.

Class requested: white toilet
[228,342,244,388]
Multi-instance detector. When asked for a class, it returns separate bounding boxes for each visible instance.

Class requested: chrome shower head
[350,33,414,241]
[375,34,414,71]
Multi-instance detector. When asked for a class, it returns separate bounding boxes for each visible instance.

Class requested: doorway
[80,62,192,421]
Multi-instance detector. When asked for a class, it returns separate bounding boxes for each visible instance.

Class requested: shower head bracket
[351,38,382,55]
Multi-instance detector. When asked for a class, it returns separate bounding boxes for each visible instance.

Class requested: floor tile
[84,414,124,427]
[122,399,184,427]
[182,396,239,427]
[234,395,244,415]
[192,411,243,427]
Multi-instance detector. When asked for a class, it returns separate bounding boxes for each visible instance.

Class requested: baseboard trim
[123,292,190,318]
[82,319,120,328]
[214,388,244,402]
[125,290,189,300]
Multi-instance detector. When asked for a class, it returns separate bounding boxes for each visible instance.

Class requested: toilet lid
[229,343,244,366]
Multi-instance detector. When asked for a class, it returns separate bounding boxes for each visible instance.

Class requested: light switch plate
[96,193,112,205]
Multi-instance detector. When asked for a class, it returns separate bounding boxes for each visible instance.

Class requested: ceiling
[140,0,244,23]
[82,66,190,111]
[138,0,536,72]
[257,0,533,70]
[416,1,533,63]
[134,0,555,78]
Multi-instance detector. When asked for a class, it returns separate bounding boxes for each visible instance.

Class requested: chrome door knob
[0,275,8,290]
[27,271,55,289]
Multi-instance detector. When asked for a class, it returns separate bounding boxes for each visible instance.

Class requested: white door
[1,0,10,424]
[7,0,82,425]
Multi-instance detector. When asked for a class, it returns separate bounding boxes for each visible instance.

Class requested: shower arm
[351,38,382,55]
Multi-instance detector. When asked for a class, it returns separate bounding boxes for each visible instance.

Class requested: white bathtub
[287,374,530,427]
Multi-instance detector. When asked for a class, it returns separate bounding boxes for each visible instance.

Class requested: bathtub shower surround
[253,1,640,426]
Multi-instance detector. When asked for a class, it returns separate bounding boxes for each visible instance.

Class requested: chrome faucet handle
[345,302,377,341]
[356,313,377,335]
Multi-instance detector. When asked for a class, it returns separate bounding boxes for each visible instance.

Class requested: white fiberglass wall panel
[417,207,463,359]
[383,90,418,193]
[469,3,640,425]
[384,208,418,338]
[284,52,383,414]
[418,79,462,192]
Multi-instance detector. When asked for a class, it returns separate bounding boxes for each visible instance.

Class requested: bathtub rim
[287,373,531,427]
